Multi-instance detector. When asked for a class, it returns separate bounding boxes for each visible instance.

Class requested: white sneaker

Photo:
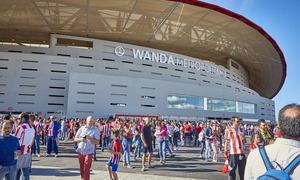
[37,154,40,157]
[55,154,58,158]
[32,154,36,157]
[199,154,202,158]
[127,164,133,169]
[212,160,217,162]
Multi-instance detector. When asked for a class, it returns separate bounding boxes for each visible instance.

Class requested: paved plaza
[29,138,251,180]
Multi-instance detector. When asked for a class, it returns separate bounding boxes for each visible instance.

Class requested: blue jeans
[184,132,191,146]
[32,135,40,154]
[0,165,17,180]
[194,133,200,146]
[47,136,58,154]
[60,129,66,140]
[173,137,178,148]
[157,139,166,160]
[74,142,78,149]
[164,140,172,156]
[205,140,212,159]
[101,136,111,151]
[120,140,124,154]
[168,137,173,150]
[133,135,142,159]
[16,167,30,180]
[122,138,132,164]
[200,141,205,155]
[93,144,97,159]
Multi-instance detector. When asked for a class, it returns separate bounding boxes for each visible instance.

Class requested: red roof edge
[168,0,287,99]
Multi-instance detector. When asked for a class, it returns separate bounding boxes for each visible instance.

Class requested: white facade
[0,35,275,123]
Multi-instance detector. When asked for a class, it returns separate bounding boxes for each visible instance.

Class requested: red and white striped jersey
[11,121,18,135]
[225,126,244,154]
[34,120,43,135]
[103,124,111,137]
[48,122,55,136]
[116,125,123,140]
[15,122,35,155]
[110,139,121,164]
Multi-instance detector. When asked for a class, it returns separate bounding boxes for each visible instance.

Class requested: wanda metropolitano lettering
[131,48,226,78]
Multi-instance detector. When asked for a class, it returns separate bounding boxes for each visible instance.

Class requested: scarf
[260,128,271,142]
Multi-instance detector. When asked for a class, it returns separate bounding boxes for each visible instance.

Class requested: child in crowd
[249,133,260,152]
[106,128,121,180]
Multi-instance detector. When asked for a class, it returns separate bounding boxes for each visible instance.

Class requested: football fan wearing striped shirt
[224,116,246,180]
[101,120,111,152]
[106,128,121,180]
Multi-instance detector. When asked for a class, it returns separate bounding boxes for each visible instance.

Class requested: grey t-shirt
[75,126,100,155]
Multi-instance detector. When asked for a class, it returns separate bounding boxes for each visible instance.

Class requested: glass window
[238,102,255,114]
[207,99,236,112]
[167,95,204,110]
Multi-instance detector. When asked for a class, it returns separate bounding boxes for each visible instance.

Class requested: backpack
[174,131,180,138]
[257,146,300,180]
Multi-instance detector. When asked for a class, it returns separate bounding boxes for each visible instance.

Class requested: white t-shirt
[245,138,300,180]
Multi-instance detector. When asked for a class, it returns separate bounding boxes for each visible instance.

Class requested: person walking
[106,128,121,180]
[74,116,100,180]
[140,118,154,171]
[32,117,43,157]
[46,116,60,157]
[155,120,165,164]
[101,120,111,152]
[122,120,133,168]
[0,120,22,180]
[194,122,201,146]
[173,123,180,150]
[224,116,246,180]
[14,113,35,180]
[204,121,213,161]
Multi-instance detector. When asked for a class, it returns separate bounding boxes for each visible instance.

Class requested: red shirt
[183,124,191,132]
[275,129,281,138]
[195,125,202,134]
[249,143,259,152]
[123,126,131,139]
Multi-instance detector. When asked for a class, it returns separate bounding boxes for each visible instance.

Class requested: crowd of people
[0,103,299,180]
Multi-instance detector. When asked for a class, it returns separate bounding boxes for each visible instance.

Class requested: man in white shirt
[245,103,300,179]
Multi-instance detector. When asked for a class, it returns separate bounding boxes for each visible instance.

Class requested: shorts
[143,143,153,154]
[106,160,119,172]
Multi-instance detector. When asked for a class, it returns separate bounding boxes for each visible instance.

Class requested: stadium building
[0,0,286,123]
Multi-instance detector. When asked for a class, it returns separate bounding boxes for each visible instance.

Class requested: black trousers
[228,154,246,180]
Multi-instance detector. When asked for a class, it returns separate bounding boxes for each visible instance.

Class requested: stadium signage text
[131,48,226,77]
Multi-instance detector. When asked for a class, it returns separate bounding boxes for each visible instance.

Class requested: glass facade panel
[238,102,255,114]
[167,95,204,110]
[207,99,236,112]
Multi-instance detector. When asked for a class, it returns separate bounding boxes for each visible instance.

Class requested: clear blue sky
[200,0,300,120]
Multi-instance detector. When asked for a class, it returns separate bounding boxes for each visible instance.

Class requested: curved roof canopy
[0,0,286,99]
